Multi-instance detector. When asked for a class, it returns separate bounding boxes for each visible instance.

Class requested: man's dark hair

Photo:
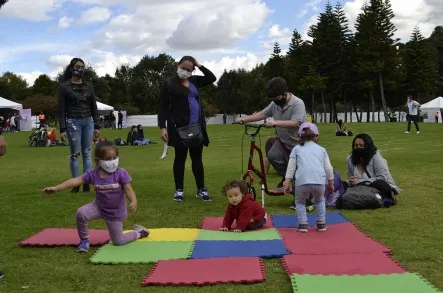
[266,77,288,99]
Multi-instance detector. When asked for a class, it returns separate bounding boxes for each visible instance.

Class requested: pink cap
[298,122,319,136]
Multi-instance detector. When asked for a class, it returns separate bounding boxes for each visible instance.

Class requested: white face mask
[99,157,119,173]
[177,68,192,80]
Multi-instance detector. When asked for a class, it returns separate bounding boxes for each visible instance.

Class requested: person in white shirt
[283,122,334,233]
[405,95,420,134]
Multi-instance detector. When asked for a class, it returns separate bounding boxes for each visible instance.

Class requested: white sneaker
[133,224,150,234]
[417,131,420,134]
[404,131,410,134]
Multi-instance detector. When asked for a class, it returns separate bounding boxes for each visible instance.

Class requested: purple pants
[76,201,138,246]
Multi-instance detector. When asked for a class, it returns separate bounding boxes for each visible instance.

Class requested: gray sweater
[346,151,401,195]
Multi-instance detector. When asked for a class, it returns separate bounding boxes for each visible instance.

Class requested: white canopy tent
[97,101,114,111]
[0,96,23,110]
[420,96,443,123]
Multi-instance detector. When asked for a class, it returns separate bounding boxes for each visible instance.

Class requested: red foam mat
[200,217,274,231]
[19,228,110,247]
[278,222,391,255]
[141,257,266,286]
[282,252,406,275]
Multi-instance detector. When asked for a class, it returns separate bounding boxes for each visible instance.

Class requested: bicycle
[235,122,292,205]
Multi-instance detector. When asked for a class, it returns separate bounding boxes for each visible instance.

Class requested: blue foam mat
[271,211,350,228]
[190,239,289,259]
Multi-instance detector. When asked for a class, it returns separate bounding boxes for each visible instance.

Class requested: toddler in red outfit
[220,180,266,233]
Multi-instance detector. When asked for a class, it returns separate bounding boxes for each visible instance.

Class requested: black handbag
[176,123,204,147]
[168,79,204,148]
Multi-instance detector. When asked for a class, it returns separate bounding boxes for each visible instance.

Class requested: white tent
[0,97,23,110]
[420,97,443,123]
[97,101,114,111]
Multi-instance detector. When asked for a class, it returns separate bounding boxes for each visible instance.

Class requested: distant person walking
[118,111,123,129]
[435,112,439,123]
[405,95,420,134]
[58,57,100,193]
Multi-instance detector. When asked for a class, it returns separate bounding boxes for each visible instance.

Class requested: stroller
[28,125,48,147]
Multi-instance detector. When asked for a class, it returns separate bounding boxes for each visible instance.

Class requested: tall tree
[0,72,29,101]
[0,0,8,9]
[429,26,443,95]
[286,29,305,94]
[334,1,353,121]
[354,0,398,121]
[264,42,285,80]
[32,74,57,96]
[403,26,439,100]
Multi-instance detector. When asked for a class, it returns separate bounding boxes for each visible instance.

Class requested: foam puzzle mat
[282,252,406,275]
[90,241,194,264]
[279,222,391,255]
[271,211,349,228]
[200,217,274,231]
[291,273,443,293]
[134,228,200,242]
[19,228,110,247]
[141,257,266,286]
[190,240,289,259]
[197,228,281,241]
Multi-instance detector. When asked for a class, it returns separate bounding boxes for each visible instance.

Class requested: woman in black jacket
[58,57,100,193]
[158,56,216,202]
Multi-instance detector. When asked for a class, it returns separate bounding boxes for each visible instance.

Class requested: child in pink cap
[283,122,334,232]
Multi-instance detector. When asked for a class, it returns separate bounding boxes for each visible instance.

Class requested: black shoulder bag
[167,79,204,148]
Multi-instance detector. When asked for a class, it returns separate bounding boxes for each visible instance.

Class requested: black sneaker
[297,223,309,233]
[196,187,212,201]
[0,270,4,280]
[71,186,80,193]
[317,222,327,232]
[82,184,90,193]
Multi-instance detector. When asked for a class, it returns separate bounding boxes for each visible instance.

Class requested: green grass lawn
[0,123,442,293]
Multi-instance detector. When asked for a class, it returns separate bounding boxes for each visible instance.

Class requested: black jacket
[57,80,99,132]
[158,66,216,147]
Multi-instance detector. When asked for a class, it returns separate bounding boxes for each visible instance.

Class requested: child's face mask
[99,157,119,173]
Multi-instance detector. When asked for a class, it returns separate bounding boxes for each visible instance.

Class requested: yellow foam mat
[124,228,200,242]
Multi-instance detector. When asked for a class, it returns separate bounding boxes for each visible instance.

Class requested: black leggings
[173,144,205,190]
[407,114,419,131]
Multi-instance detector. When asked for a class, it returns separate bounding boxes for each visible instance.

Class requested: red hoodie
[222,193,266,231]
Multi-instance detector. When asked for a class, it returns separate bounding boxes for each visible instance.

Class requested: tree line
[0,0,442,123]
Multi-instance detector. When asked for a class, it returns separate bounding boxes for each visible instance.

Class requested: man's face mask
[273,94,287,107]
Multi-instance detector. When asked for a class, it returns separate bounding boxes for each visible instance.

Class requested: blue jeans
[66,117,94,178]
[295,184,326,223]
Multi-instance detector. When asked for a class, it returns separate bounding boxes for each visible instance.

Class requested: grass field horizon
[0,123,442,292]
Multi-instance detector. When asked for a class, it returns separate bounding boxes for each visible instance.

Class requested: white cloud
[268,24,291,38]
[46,54,75,74]
[298,0,322,18]
[343,0,441,40]
[92,0,271,52]
[0,0,60,21]
[58,16,74,29]
[78,6,111,25]
[301,14,319,41]
[17,71,45,86]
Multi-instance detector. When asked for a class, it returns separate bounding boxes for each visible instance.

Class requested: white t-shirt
[407,100,419,115]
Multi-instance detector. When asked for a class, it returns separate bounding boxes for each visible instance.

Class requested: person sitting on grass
[220,180,266,233]
[283,122,334,233]
[42,140,150,252]
[336,120,352,136]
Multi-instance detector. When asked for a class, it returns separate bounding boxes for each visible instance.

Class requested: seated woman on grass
[346,133,401,206]
[336,120,352,136]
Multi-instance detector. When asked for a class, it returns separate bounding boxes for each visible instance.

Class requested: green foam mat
[197,228,281,241]
[291,273,442,293]
[90,241,194,264]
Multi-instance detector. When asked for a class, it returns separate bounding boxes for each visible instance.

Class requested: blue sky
[0,0,437,85]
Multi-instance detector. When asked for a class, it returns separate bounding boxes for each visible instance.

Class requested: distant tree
[32,74,57,96]
[403,26,439,100]
[0,0,8,9]
[0,72,29,101]
[264,42,285,80]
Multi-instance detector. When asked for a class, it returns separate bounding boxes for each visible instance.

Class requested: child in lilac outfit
[43,140,149,252]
